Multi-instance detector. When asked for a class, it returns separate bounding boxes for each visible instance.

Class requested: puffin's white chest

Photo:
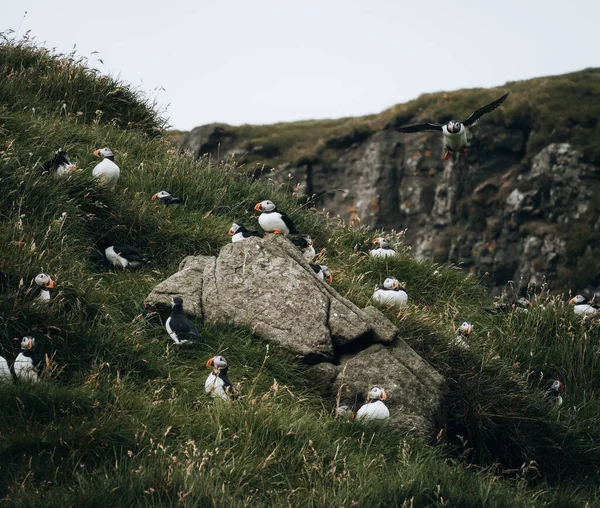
[165,317,181,343]
[373,289,408,309]
[316,270,324,280]
[574,304,597,315]
[370,248,396,258]
[56,162,75,176]
[14,354,38,382]
[231,232,246,243]
[302,245,316,262]
[0,356,12,382]
[259,212,289,235]
[92,159,120,190]
[442,126,468,151]
[356,400,389,420]
[38,289,51,302]
[105,246,128,268]
[452,334,470,350]
[205,373,228,400]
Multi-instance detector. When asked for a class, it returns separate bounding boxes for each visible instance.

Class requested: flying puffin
[254,200,297,236]
[335,404,354,420]
[291,234,316,262]
[370,238,396,258]
[102,238,151,270]
[0,354,12,383]
[373,278,408,309]
[396,92,509,160]
[14,336,39,383]
[568,295,599,315]
[310,264,333,283]
[228,222,264,242]
[92,147,120,190]
[356,386,390,421]
[34,273,55,303]
[165,296,203,345]
[452,321,473,350]
[40,150,76,176]
[544,379,564,406]
[151,191,184,205]
[205,355,236,401]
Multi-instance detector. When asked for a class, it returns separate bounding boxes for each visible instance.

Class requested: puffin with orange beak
[356,386,390,420]
[453,321,473,350]
[228,222,263,242]
[14,336,39,383]
[568,294,599,315]
[310,264,333,283]
[254,200,297,236]
[370,237,396,258]
[372,277,408,309]
[92,147,120,190]
[205,355,236,401]
[34,273,55,303]
[151,190,184,205]
[291,234,316,262]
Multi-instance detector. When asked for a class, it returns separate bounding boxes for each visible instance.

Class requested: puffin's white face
[368,386,387,401]
[569,295,587,305]
[206,355,228,370]
[447,121,462,133]
[93,147,114,158]
[34,273,54,288]
[21,336,35,350]
[383,277,399,290]
[254,200,276,212]
[228,223,242,236]
[336,404,352,417]
[551,380,564,392]
[458,322,473,335]
[372,237,389,249]
[516,297,532,308]
[152,191,171,200]
[320,265,332,283]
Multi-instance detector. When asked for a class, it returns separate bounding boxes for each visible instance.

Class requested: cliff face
[175,70,600,296]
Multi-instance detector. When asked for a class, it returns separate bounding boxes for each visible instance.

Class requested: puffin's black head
[372,237,389,249]
[447,121,462,134]
[54,151,71,166]
[171,296,184,307]
[93,147,114,159]
[152,191,171,201]
[34,273,55,289]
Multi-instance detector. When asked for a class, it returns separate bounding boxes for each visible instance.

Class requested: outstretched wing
[396,122,443,133]
[462,92,509,127]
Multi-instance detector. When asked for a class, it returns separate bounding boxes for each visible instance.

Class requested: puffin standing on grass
[370,238,396,258]
[165,296,203,345]
[92,147,120,190]
[356,386,390,421]
[310,264,333,283]
[254,200,297,236]
[291,234,316,261]
[373,278,408,309]
[396,92,509,160]
[228,222,263,242]
[205,355,236,401]
[568,295,599,315]
[40,150,76,176]
[453,322,473,350]
[0,354,12,383]
[14,336,39,383]
[544,379,564,406]
[102,238,151,270]
[151,191,184,205]
[34,273,55,303]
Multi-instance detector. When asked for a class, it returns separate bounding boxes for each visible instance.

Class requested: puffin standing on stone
[40,150,76,176]
[373,278,408,309]
[151,191,184,205]
[228,222,263,242]
[370,238,396,258]
[92,147,120,190]
[165,296,203,345]
[453,321,473,349]
[102,238,151,270]
[310,264,333,283]
[14,336,39,383]
[568,295,599,315]
[356,386,390,421]
[291,234,316,262]
[34,273,55,303]
[396,92,509,160]
[254,200,297,236]
[544,379,564,406]
[205,355,236,401]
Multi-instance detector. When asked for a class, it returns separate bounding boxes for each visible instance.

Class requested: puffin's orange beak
[93,149,100,157]
[327,273,333,283]
[254,203,263,212]
[45,278,55,289]
[206,357,215,367]
[559,381,565,391]
[392,280,399,289]
[568,298,576,305]
[151,193,158,200]
[381,390,387,401]
[26,338,33,350]
[372,238,379,244]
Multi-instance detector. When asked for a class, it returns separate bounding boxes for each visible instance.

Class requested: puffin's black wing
[279,212,298,234]
[242,229,263,238]
[291,236,310,249]
[309,264,321,274]
[170,314,203,342]
[165,196,184,205]
[397,122,443,133]
[462,92,509,127]
[220,372,237,399]
[113,244,149,262]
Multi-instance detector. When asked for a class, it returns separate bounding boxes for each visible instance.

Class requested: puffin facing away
[40,150,76,176]
[228,222,263,242]
[291,234,316,262]
[373,278,408,309]
[152,191,184,205]
[165,296,203,345]
[92,147,120,190]
[254,200,297,236]
[452,321,473,350]
[205,355,236,401]
[310,264,332,283]
[370,238,396,258]
[544,379,564,406]
[396,92,509,160]
[102,238,151,270]
[34,273,55,303]
[14,336,39,383]
[356,386,390,421]
[568,295,599,315]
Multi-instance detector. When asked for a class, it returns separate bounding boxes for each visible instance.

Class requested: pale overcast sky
[3,0,599,130]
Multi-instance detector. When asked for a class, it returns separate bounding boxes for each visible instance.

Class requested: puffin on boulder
[254,200,297,236]
[370,238,396,258]
[568,295,599,315]
[102,238,151,270]
[165,296,203,345]
[34,273,55,303]
[544,379,564,406]
[310,264,332,283]
[373,277,408,309]
[92,147,120,190]
[40,150,76,176]
[291,234,316,262]
[14,336,39,383]
[356,386,390,421]
[396,92,509,160]
[205,355,236,401]
[152,191,184,205]
[228,222,263,242]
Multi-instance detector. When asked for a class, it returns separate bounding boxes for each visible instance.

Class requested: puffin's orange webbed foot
[443,151,451,161]
[272,229,283,235]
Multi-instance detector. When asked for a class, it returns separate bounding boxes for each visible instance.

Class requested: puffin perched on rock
[254,200,297,236]
[396,92,509,160]
[568,295,598,315]
[310,264,332,283]
[34,273,55,303]
[102,238,151,270]
[544,379,564,406]
[373,278,407,309]
[370,238,396,258]
[356,386,390,421]
[151,191,184,205]
[291,234,316,261]
[205,355,236,401]
[40,150,76,176]
[228,222,263,242]
[453,322,473,350]
[14,336,39,383]
[92,147,120,190]
[165,296,203,345]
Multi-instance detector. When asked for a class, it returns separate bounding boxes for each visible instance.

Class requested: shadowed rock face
[145,235,446,437]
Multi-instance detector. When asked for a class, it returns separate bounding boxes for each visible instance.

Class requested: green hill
[1,39,600,507]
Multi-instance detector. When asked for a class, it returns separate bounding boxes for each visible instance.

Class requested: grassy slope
[1,40,600,506]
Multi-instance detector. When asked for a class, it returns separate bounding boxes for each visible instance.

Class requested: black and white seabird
[102,238,151,270]
[40,150,76,176]
[291,234,316,262]
[335,404,354,419]
[228,222,263,242]
[205,355,236,401]
[544,379,564,406]
[14,336,39,383]
[254,200,297,236]
[482,296,532,314]
[568,295,599,315]
[396,93,509,160]
[370,237,396,258]
[165,296,203,345]
[373,277,408,309]
[452,321,473,350]
[0,354,12,383]
[92,147,120,190]
[151,191,184,205]
[310,264,333,283]
[34,273,55,303]
[356,386,390,420]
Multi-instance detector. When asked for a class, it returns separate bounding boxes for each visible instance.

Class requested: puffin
[151,191,184,205]
[482,297,532,314]
[165,296,203,345]
[102,238,151,270]
[291,234,316,262]
[335,404,354,420]
[0,354,12,383]
[14,336,39,383]
[452,321,473,350]
[396,92,509,160]
[205,355,236,401]
[34,273,55,303]
[544,379,564,406]
[356,386,390,421]
[40,150,76,176]
[370,238,396,258]
[310,264,333,283]
[228,222,263,242]
[254,200,297,236]
[568,295,599,315]
[373,278,408,309]
[92,147,120,190]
